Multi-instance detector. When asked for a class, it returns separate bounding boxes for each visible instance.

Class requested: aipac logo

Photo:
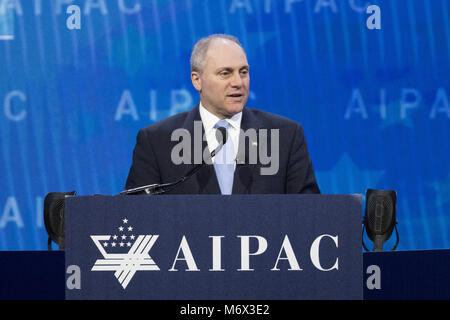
[88,219,341,291]
[90,218,159,289]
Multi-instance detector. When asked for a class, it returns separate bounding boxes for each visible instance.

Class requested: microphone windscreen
[367,195,394,234]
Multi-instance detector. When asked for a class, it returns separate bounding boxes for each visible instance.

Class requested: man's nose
[230,72,243,87]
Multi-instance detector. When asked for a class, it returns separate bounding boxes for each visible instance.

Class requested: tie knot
[214,120,230,129]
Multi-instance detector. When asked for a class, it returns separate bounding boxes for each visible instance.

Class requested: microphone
[120,125,229,195]
[44,191,77,250]
[362,189,399,252]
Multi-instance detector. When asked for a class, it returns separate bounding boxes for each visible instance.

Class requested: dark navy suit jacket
[125,106,320,194]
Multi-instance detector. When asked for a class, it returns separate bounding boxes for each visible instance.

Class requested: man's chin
[202,100,246,119]
[223,104,245,117]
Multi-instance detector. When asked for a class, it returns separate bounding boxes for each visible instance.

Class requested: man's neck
[199,101,232,120]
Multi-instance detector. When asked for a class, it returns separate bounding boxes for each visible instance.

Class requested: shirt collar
[199,102,242,133]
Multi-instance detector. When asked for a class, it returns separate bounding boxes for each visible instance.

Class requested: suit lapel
[232,108,261,194]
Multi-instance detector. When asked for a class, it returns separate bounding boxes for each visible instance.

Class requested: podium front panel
[65,194,362,299]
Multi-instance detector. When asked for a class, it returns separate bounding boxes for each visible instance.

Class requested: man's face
[191,39,250,119]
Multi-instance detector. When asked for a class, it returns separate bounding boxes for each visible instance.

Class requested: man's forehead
[204,39,248,68]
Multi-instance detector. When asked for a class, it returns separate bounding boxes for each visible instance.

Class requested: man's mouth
[227,93,243,98]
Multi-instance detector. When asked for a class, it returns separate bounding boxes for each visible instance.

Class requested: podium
[64,194,363,300]
[1,194,449,300]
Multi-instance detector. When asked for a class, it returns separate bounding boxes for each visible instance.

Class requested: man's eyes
[218,69,249,77]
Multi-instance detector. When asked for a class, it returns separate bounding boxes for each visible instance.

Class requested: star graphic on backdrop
[439,176,450,205]
[315,153,385,194]
[428,173,450,206]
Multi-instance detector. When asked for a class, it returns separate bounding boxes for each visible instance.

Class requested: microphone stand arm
[119,141,224,196]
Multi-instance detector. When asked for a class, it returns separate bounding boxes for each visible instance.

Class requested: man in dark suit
[125,34,320,194]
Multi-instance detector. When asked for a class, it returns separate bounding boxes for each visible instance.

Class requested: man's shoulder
[139,109,194,134]
[138,106,302,134]
[245,107,301,129]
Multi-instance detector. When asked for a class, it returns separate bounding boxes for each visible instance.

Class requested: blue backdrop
[0,0,449,251]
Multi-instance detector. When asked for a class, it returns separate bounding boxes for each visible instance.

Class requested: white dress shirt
[199,102,242,169]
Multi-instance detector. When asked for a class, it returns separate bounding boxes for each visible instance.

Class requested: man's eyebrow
[215,65,249,72]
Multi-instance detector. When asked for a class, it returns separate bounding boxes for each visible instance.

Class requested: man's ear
[191,71,201,91]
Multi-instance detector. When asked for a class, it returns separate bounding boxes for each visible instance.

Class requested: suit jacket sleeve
[125,129,161,190]
[286,124,321,194]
